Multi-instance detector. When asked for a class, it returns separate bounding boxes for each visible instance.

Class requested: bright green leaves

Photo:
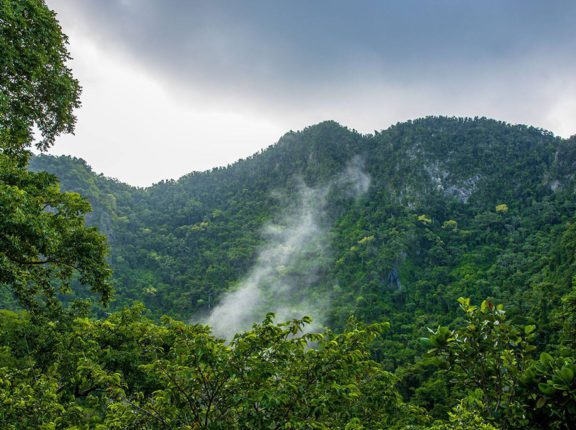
[103,314,416,429]
[425,298,576,428]
[0,307,420,428]
[417,214,433,225]
[457,296,474,311]
[428,397,499,430]
[0,368,65,430]
[524,324,536,336]
[2,295,573,428]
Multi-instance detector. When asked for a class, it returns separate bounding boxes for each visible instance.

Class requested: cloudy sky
[45,0,576,186]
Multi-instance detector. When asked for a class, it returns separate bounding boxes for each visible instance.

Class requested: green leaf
[540,352,554,364]
[538,383,556,396]
[457,297,470,307]
[558,366,574,384]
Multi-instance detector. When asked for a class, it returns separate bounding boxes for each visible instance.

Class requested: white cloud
[45,0,576,186]
[48,30,285,186]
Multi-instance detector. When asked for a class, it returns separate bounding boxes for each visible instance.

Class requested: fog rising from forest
[204,157,370,338]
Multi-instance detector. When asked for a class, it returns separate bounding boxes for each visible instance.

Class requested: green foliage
[418,214,433,225]
[0,368,64,430]
[104,315,420,429]
[3,1,576,428]
[0,155,111,314]
[0,0,81,158]
[427,299,535,427]
[0,307,429,428]
[28,118,576,332]
[0,0,110,315]
[521,351,576,428]
[27,121,576,430]
[22,118,576,429]
[426,298,576,429]
[428,397,499,430]
[2,298,572,428]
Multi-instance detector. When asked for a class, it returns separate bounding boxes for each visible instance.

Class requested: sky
[45,0,576,186]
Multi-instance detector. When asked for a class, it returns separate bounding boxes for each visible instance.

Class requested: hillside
[28,117,576,348]
[17,116,576,426]
[4,0,576,424]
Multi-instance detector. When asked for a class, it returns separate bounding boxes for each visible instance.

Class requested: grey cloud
[53,1,576,83]
[48,0,576,136]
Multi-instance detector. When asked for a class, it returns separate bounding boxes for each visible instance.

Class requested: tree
[426,298,536,428]
[1,0,81,160]
[104,314,424,429]
[521,351,576,429]
[0,158,111,314]
[0,306,429,428]
[0,0,110,314]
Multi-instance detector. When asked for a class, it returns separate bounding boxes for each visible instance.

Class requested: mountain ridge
[27,117,576,347]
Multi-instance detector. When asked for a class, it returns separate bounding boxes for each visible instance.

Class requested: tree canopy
[0,0,81,159]
[0,0,109,315]
[1,1,575,428]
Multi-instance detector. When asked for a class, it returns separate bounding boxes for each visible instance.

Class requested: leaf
[457,297,470,307]
[419,337,432,345]
[558,366,574,384]
[538,383,556,396]
[481,300,490,313]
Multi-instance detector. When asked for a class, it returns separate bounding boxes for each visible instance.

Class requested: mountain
[29,117,576,361]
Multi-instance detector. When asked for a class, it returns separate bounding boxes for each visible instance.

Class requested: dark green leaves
[0,153,111,315]
[1,0,81,158]
[0,1,109,315]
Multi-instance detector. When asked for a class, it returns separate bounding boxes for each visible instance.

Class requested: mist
[204,157,370,339]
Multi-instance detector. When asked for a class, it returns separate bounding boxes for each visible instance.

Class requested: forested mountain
[29,118,575,320]
[15,116,576,427]
[28,116,576,354]
[3,1,575,426]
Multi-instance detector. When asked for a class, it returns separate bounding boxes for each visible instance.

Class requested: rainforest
[1,1,576,429]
